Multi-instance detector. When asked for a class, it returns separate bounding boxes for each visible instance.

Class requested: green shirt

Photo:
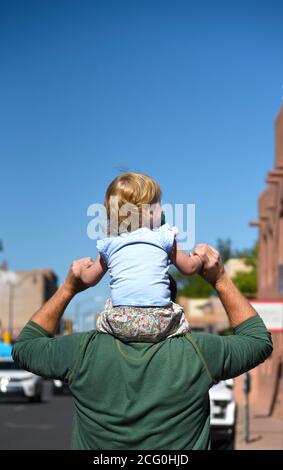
[12,315,272,450]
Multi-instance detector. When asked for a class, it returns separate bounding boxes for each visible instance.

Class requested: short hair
[105,172,162,234]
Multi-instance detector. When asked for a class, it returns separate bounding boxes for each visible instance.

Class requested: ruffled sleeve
[96,238,111,265]
[158,223,179,254]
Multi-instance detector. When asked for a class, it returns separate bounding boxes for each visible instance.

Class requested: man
[12,244,272,450]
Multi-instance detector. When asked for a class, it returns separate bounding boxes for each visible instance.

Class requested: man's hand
[193,243,259,327]
[193,244,225,288]
[29,257,103,334]
[62,257,95,296]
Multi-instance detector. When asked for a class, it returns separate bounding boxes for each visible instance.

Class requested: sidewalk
[236,405,283,450]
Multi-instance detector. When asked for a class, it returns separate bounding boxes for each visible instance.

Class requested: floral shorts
[96,298,190,342]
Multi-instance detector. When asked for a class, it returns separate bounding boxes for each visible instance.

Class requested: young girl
[77,173,204,342]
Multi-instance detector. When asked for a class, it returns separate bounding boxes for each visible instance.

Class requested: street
[2,379,280,450]
[0,381,74,450]
[0,380,237,450]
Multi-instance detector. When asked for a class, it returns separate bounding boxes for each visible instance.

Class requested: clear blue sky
[0,0,283,314]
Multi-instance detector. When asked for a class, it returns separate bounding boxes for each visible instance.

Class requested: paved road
[0,381,240,450]
[0,381,74,449]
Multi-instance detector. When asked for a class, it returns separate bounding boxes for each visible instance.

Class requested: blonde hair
[105,173,162,234]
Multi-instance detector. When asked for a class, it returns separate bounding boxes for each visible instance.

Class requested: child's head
[105,172,162,234]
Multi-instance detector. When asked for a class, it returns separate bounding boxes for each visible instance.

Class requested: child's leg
[165,302,190,338]
[96,299,190,342]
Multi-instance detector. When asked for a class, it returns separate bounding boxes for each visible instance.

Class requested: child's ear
[150,211,156,229]
[150,203,163,228]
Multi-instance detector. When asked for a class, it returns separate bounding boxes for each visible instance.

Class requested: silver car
[210,379,237,449]
[0,356,43,402]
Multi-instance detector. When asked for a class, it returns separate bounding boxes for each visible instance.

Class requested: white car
[52,379,70,395]
[210,379,237,449]
[0,356,43,402]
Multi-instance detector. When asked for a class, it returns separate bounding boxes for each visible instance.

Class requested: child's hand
[193,244,224,287]
[71,257,94,282]
[188,252,204,274]
[63,257,95,296]
[63,256,107,296]
[71,255,107,288]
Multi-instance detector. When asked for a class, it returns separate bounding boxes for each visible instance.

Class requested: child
[77,173,204,342]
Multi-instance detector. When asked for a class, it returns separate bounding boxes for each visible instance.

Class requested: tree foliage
[232,269,257,293]
[173,239,258,298]
[172,270,215,298]
[216,238,233,263]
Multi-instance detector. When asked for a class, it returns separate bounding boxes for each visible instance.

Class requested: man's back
[12,315,272,450]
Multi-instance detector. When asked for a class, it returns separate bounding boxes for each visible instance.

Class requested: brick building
[0,268,57,340]
[251,107,283,298]
[245,106,283,418]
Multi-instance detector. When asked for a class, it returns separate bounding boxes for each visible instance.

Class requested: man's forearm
[215,272,257,328]
[31,284,74,335]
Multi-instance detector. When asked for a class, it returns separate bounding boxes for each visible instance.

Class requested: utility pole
[75,298,94,332]
[243,372,251,443]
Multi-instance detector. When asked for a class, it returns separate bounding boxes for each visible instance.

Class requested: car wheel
[29,392,42,403]
[220,427,236,450]
[29,384,43,403]
[224,432,235,450]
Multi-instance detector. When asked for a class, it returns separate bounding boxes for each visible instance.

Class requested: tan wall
[239,106,283,418]
[257,107,283,299]
[0,269,57,339]
[234,332,283,418]
[225,258,253,279]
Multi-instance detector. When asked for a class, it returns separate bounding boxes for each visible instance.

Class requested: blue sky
[0,0,283,317]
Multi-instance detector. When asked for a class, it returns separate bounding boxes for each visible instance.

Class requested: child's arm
[72,255,108,287]
[169,240,204,275]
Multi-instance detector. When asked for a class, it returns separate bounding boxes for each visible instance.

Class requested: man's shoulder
[186,331,224,356]
[56,329,98,348]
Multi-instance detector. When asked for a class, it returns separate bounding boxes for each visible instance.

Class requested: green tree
[233,269,257,294]
[172,270,215,298]
[172,240,258,298]
[234,241,258,269]
[216,238,233,263]
[232,241,258,294]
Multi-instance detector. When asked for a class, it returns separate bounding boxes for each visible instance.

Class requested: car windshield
[0,361,22,370]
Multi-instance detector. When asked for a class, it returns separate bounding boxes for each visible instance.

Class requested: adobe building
[251,107,283,298]
[244,105,283,417]
[0,268,57,340]
[178,258,252,333]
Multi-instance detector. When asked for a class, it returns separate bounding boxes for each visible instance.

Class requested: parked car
[210,379,237,450]
[0,356,43,402]
[52,379,70,395]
